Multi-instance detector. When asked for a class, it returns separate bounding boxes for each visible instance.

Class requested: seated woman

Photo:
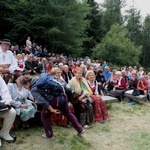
[96,70,106,95]
[128,73,138,90]
[7,74,36,128]
[137,76,148,97]
[21,75,84,139]
[68,67,93,129]
[85,70,109,123]
[109,71,126,102]
[110,69,117,84]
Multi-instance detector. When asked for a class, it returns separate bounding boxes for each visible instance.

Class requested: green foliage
[101,0,124,34]
[82,0,103,55]
[141,15,150,67]
[92,24,142,66]
[125,7,142,46]
[1,0,90,55]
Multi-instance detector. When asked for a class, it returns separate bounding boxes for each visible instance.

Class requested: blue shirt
[103,71,111,82]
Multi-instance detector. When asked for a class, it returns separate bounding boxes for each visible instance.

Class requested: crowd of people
[0,38,150,146]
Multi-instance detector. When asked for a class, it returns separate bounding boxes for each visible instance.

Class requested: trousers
[41,98,83,138]
[0,108,16,140]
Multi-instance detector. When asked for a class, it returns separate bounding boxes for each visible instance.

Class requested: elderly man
[61,65,73,84]
[0,39,22,74]
[0,39,22,83]
[0,76,16,146]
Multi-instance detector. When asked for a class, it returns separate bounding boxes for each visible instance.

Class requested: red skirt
[90,95,109,122]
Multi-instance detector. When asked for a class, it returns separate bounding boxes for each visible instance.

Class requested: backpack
[36,73,65,96]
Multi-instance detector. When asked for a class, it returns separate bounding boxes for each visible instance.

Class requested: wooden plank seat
[101,95,118,103]
[124,90,147,102]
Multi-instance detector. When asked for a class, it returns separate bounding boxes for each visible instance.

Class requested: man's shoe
[42,134,54,140]
[77,130,85,136]
[4,137,16,143]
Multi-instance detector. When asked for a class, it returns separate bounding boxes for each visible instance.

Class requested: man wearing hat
[0,76,16,146]
[0,39,22,83]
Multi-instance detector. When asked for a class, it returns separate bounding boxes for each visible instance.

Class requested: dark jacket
[30,78,54,109]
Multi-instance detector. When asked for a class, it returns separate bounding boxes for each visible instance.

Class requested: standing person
[85,70,109,123]
[0,76,16,146]
[0,39,22,83]
[21,75,84,139]
[26,36,32,50]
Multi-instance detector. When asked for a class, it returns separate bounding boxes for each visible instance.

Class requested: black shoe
[4,137,16,143]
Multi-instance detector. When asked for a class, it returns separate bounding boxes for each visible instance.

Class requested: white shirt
[26,39,32,48]
[0,76,12,103]
[0,46,22,73]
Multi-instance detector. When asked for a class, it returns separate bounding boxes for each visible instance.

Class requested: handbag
[132,89,140,96]
[0,103,11,113]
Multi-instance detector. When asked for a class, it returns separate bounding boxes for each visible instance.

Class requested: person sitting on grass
[21,75,84,139]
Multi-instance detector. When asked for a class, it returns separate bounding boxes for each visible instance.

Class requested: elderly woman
[85,70,109,123]
[7,74,36,128]
[68,67,93,129]
[21,75,84,139]
[137,76,148,96]
[109,71,126,102]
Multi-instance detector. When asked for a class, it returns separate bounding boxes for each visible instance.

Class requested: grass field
[2,102,150,150]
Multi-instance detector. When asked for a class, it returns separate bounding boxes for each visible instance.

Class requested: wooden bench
[101,95,118,103]
[124,90,147,103]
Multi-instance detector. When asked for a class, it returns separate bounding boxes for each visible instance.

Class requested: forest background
[0,0,150,68]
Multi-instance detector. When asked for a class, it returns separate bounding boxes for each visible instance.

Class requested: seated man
[0,39,23,83]
[0,76,16,146]
[24,55,38,75]
[61,65,73,84]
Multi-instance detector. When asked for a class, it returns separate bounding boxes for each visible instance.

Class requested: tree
[92,24,141,66]
[82,0,103,55]
[100,0,125,34]
[141,15,150,67]
[1,0,90,55]
[125,7,142,46]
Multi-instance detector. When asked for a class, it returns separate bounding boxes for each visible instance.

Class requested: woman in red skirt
[85,70,109,123]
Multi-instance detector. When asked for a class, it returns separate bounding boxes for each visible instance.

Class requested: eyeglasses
[76,72,82,75]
